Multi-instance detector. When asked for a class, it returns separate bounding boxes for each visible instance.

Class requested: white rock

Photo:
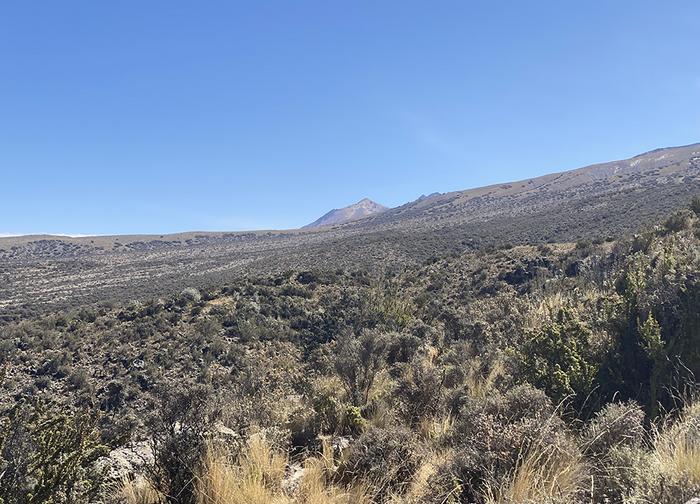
[282,463,306,495]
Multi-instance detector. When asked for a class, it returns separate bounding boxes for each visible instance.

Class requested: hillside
[1,143,699,317]
[2,203,700,503]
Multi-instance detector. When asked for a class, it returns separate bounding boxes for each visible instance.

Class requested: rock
[95,441,153,481]
[684,499,700,504]
[331,436,351,457]
[282,463,306,495]
[213,421,238,437]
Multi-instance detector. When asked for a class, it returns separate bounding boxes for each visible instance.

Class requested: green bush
[0,399,107,504]
[517,309,600,415]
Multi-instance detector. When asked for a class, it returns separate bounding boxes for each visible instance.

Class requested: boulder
[95,441,154,481]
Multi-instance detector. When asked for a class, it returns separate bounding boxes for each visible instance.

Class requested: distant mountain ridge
[2,142,699,315]
[304,198,388,228]
[333,142,700,233]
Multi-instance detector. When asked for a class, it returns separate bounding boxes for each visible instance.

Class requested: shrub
[334,329,388,406]
[0,399,108,504]
[581,400,645,457]
[178,287,202,306]
[441,385,566,501]
[580,401,646,502]
[517,309,600,416]
[691,195,700,217]
[311,389,344,435]
[342,405,366,434]
[145,385,219,504]
[664,210,692,233]
[338,426,420,499]
[394,354,444,426]
[385,331,422,365]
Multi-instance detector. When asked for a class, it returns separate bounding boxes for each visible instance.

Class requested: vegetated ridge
[2,197,700,503]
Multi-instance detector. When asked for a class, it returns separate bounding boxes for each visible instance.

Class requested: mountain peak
[304,198,388,228]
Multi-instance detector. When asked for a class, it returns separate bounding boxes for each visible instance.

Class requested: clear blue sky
[2,1,699,235]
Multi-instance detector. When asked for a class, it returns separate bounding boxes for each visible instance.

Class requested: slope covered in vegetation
[1,199,700,503]
[2,143,698,318]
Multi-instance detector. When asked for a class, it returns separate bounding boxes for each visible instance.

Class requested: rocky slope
[304,198,388,228]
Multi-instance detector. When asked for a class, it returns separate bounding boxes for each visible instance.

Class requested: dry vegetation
[1,196,700,503]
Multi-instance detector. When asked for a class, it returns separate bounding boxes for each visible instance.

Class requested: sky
[1,1,699,235]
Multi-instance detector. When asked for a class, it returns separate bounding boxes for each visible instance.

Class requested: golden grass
[196,435,288,504]
[387,449,455,504]
[116,434,370,504]
[298,456,370,504]
[192,434,370,504]
[118,476,162,504]
[653,402,700,485]
[417,414,454,441]
[465,360,505,399]
[484,442,587,504]
[365,369,395,430]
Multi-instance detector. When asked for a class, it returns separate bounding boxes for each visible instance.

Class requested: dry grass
[387,450,455,504]
[118,476,162,504]
[418,414,454,441]
[365,369,396,429]
[117,434,371,504]
[465,359,505,400]
[196,434,288,504]
[115,402,700,504]
[192,435,370,504]
[653,402,700,485]
[484,442,587,504]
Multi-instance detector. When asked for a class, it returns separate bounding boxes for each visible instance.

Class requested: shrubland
[1,199,700,503]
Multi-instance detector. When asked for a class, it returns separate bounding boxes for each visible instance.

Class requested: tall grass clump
[196,435,287,504]
[483,441,587,504]
[193,435,370,504]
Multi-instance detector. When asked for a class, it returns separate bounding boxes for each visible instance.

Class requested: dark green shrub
[517,309,600,415]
